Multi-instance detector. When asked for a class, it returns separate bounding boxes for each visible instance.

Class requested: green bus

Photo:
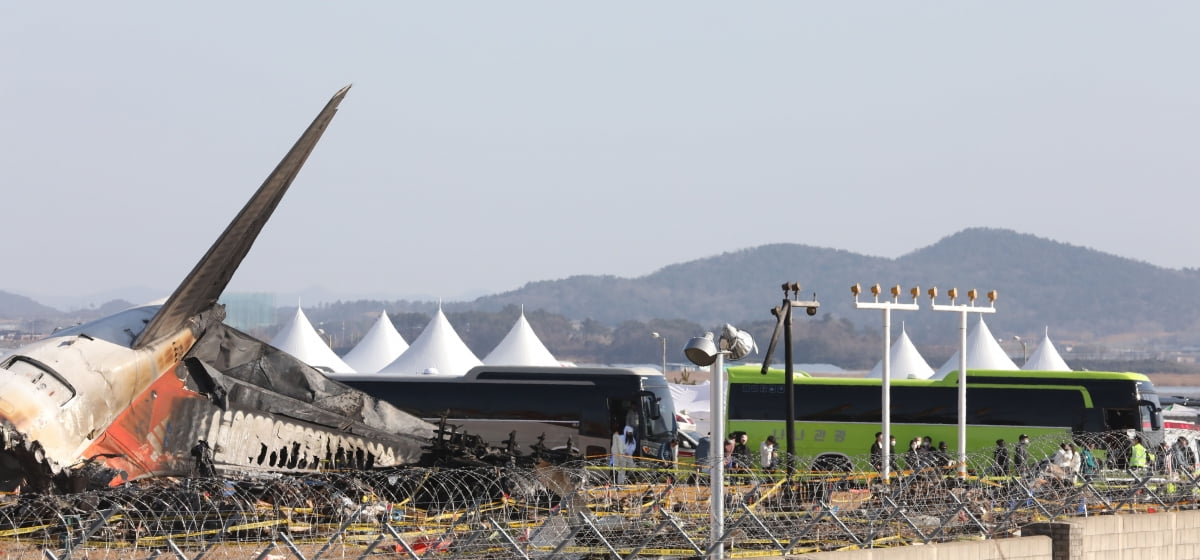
[725,365,1164,472]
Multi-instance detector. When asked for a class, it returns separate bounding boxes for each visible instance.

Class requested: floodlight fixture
[684,325,756,367]
[722,324,756,361]
[683,332,718,367]
[684,322,755,560]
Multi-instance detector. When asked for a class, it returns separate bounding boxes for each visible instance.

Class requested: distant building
[220,292,277,333]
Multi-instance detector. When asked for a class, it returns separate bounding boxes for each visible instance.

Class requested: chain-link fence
[1,432,1195,559]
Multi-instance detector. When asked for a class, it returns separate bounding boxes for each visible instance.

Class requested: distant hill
[0,290,62,319]
[5,228,1200,350]
[471,228,1200,346]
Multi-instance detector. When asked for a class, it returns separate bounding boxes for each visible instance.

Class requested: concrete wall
[1063,509,1200,560]
[788,536,1052,560]
[777,510,1200,560]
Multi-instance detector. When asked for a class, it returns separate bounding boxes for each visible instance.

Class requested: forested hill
[471,228,1200,345]
[4,228,1200,350]
[0,291,61,319]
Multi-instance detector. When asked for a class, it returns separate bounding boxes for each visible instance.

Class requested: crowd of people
[611,422,1200,487]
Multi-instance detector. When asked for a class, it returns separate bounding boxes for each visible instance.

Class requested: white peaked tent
[483,309,559,366]
[867,325,935,379]
[380,306,482,376]
[341,310,409,374]
[1022,327,1072,371]
[270,306,355,373]
[932,317,1019,379]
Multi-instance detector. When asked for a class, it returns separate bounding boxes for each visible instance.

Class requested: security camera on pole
[852,283,920,486]
[759,282,820,480]
[928,287,998,478]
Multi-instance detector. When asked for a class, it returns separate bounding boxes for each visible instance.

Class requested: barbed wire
[0,431,1194,559]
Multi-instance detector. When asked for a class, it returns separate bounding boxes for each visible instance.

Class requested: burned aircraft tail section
[0,86,445,493]
[83,319,433,484]
[135,85,351,350]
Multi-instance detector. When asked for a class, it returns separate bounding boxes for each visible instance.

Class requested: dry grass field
[1147,372,1200,387]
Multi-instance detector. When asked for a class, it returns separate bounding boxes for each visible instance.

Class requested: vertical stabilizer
[134,86,350,349]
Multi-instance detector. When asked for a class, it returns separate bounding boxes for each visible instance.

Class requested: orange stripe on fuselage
[83,362,205,485]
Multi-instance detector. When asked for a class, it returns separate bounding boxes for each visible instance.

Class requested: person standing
[905,437,922,473]
[730,432,750,471]
[611,424,637,484]
[1173,436,1198,476]
[760,435,779,472]
[1153,441,1172,476]
[1050,442,1074,485]
[934,441,953,470]
[1068,443,1082,482]
[889,435,900,474]
[1129,436,1149,472]
[1079,442,1099,480]
[1014,434,1030,476]
[695,434,712,467]
[869,432,884,472]
[611,427,626,484]
[693,434,712,486]
[992,439,1010,476]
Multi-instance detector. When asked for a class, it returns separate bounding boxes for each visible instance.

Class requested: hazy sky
[3,3,1197,305]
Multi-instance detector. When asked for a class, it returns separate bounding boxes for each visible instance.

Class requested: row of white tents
[866,317,1071,379]
[271,303,1068,382]
[270,305,561,376]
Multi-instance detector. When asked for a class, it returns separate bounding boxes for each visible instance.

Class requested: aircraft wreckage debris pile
[0,432,1194,560]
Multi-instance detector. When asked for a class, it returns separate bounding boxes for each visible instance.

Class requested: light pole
[852,283,920,485]
[685,325,755,560]
[652,332,668,376]
[1013,335,1027,366]
[929,287,997,478]
[759,282,820,479]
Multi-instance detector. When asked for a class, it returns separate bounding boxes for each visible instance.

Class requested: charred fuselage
[0,86,437,492]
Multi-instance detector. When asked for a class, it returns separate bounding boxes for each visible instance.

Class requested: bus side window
[1104,408,1137,430]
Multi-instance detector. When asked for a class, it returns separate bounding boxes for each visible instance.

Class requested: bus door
[608,397,636,432]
